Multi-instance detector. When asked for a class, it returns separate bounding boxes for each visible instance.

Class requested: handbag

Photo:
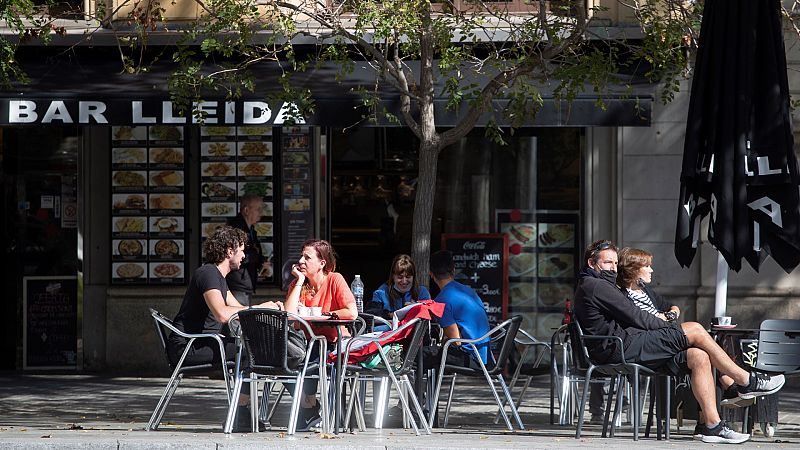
[359,343,403,370]
[286,328,308,369]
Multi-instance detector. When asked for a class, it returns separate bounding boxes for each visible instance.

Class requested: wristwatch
[664,310,678,322]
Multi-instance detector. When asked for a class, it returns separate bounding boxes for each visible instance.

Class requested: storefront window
[329,126,582,338]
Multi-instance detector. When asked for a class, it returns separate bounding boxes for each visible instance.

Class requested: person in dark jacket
[226,193,268,305]
[573,239,785,444]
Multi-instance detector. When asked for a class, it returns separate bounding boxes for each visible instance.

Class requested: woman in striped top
[616,247,680,322]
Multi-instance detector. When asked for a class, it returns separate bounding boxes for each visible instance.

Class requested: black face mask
[599,269,617,284]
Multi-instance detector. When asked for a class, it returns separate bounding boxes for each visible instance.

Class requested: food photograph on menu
[201,141,234,158]
[150,216,183,234]
[150,262,184,281]
[112,126,147,142]
[149,147,184,165]
[149,193,184,211]
[201,182,237,200]
[201,126,236,137]
[112,170,147,188]
[149,170,184,188]
[537,253,574,278]
[149,125,183,141]
[238,141,272,157]
[112,216,146,234]
[202,161,235,178]
[112,194,146,211]
[238,126,272,136]
[113,239,146,258]
[112,262,147,280]
[112,147,147,165]
[150,239,183,258]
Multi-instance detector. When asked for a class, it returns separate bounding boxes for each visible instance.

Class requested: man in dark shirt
[226,193,268,305]
[573,239,785,444]
[167,225,281,432]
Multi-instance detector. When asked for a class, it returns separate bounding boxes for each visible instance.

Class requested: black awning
[0,58,653,127]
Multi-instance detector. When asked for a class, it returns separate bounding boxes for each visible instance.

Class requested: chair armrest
[374,316,392,329]
[516,328,552,351]
[153,312,226,341]
[581,334,627,364]
[443,317,514,347]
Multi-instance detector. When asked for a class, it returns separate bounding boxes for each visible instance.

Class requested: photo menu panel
[199,126,276,284]
[495,209,579,339]
[111,126,187,285]
[281,126,315,263]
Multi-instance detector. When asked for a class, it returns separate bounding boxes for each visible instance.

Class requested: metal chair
[428,315,524,430]
[739,319,800,433]
[223,309,330,434]
[339,317,432,435]
[493,328,551,424]
[570,321,671,441]
[146,307,234,431]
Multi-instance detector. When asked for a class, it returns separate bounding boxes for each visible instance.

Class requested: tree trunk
[411,141,439,288]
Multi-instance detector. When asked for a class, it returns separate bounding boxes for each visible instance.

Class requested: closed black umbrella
[676,0,800,274]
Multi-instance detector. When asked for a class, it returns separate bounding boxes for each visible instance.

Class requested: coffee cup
[298,306,311,316]
[310,306,323,317]
[712,316,732,326]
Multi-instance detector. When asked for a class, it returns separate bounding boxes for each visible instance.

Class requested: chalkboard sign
[23,276,78,370]
[441,234,508,325]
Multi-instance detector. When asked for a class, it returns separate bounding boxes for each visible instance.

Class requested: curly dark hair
[203,225,248,264]
[617,247,653,289]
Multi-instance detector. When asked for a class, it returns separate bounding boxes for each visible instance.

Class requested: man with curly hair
[167,225,282,432]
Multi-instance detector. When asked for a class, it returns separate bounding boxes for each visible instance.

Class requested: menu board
[23,276,78,369]
[281,126,315,263]
[199,126,276,283]
[111,126,187,285]
[495,209,579,339]
[441,234,508,326]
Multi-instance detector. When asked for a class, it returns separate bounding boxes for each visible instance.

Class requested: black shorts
[623,325,690,376]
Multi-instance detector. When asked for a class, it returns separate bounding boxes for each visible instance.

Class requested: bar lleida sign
[0,99,306,125]
[441,233,509,325]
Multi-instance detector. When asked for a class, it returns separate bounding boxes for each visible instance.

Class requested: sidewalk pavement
[1,373,800,449]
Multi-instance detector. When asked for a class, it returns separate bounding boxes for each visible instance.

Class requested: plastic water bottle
[351,274,364,313]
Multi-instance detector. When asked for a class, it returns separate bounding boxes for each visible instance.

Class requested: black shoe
[693,423,703,440]
[737,372,785,400]
[697,421,750,444]
[295,402,322,432]
[720,384,755,408]
[232,405,267,433]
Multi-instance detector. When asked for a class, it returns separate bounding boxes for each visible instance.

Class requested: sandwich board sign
[440,233,508,326]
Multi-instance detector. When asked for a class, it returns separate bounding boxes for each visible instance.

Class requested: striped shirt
[625,288,660,316]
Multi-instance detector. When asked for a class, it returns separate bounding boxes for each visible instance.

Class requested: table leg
[335,328,343,434]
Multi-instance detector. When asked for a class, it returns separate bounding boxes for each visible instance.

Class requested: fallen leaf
[40,435,51,438]
[67,424,83,430]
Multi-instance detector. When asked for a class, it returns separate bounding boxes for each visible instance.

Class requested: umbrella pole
[714,252,728,317]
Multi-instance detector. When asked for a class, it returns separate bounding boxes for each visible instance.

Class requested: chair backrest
[566,321,593,374]
[149,308,173,366]
[356,312,377,335]
[756,319,800,374]
[236,308,298,375]
[486,315,523,375]
[395,318,429,376]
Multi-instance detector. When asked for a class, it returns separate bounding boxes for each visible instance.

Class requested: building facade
[2,1,800,373]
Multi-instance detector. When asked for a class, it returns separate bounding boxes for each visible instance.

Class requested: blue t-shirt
[436,281,491,363]
[370,283,432,314]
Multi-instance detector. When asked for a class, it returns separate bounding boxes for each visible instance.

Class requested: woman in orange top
[284,239,357,431]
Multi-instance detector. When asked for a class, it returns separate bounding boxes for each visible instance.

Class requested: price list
[199,126,275,283]
[110,125,187,285]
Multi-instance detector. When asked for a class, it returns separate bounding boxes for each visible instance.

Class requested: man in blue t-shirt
[422,250,491,370]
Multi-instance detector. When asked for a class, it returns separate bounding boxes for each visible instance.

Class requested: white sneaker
[699,421,750,444]
[737,372,785,400]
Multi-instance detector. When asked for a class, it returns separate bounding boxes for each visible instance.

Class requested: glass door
[1,127,80,369]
